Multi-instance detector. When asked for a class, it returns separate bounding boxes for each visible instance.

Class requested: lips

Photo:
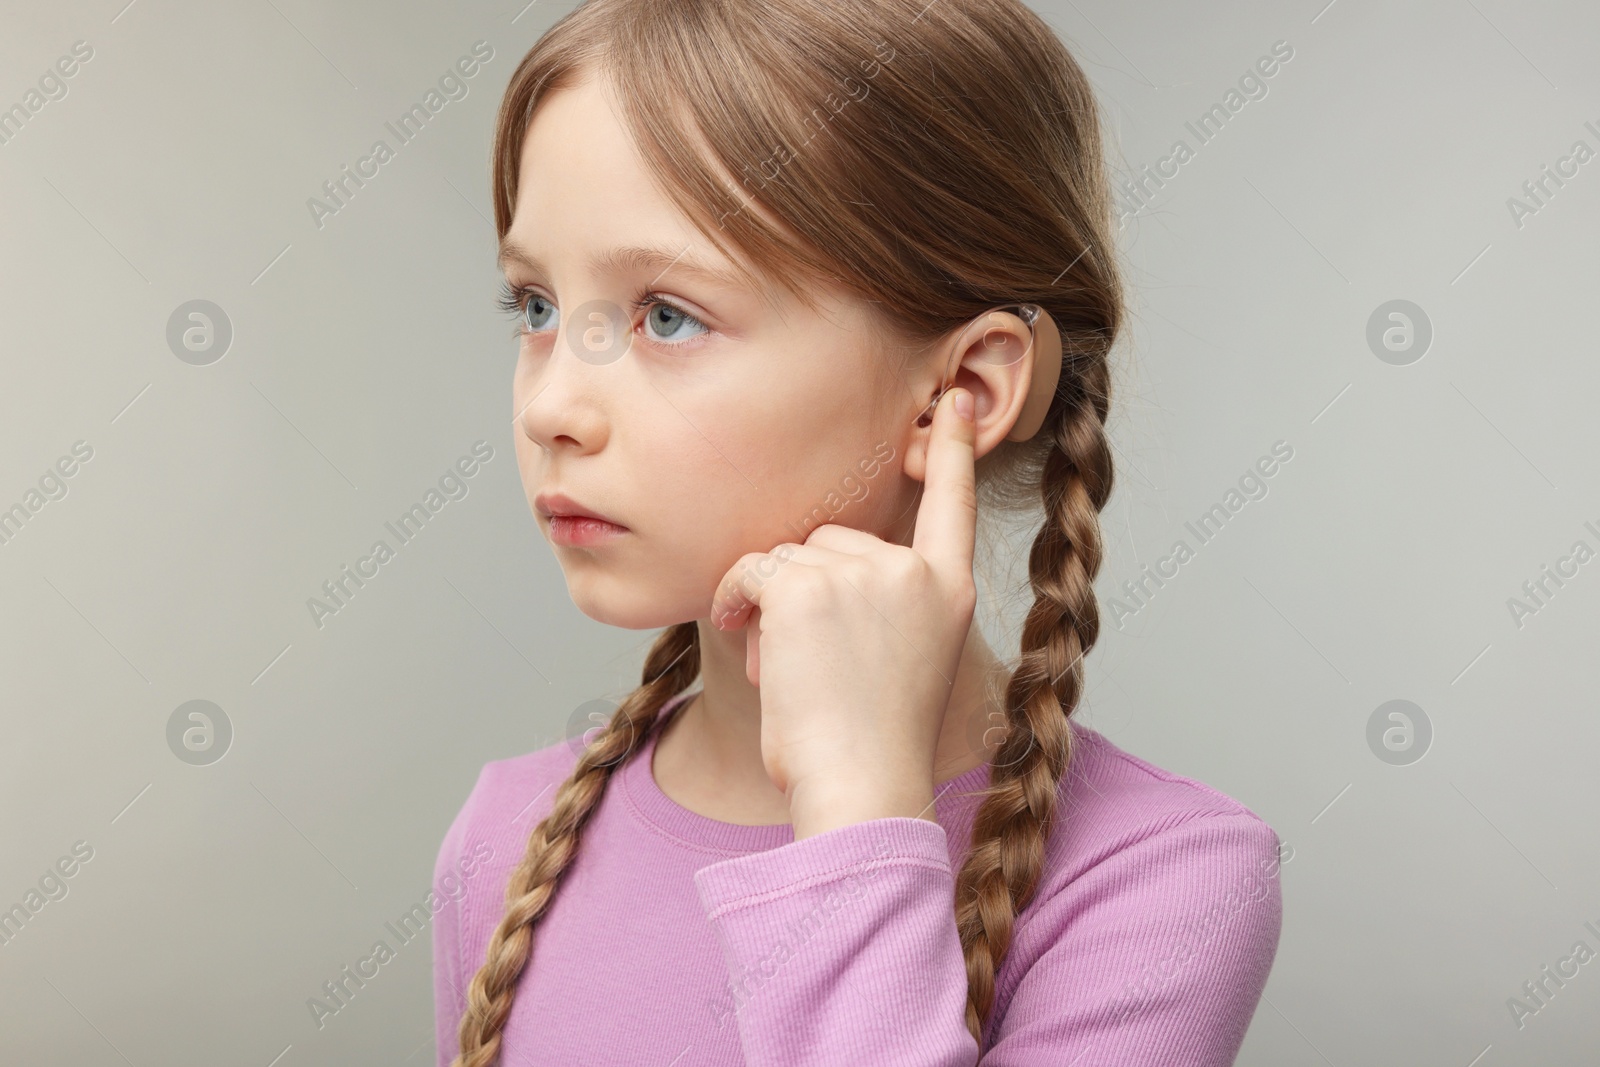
[534,491,626,528]
[536,491,628,550]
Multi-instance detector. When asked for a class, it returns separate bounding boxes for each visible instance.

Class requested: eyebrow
[497,239,751,292]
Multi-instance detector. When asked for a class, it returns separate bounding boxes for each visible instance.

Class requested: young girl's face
[504,73,929,629]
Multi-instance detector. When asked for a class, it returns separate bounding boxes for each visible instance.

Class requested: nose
[516,305,624,455]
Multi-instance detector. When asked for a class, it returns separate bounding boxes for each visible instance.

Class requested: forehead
[504,77,751,285]
[516,76,668,227]
[500,73,890,344]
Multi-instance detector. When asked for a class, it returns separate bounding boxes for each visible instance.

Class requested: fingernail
[953,389,974,421]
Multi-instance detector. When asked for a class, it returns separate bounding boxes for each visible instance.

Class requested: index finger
[910,386,977,574]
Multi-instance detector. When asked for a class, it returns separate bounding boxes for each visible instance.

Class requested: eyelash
[496,281,708,346]
[495,281,534,331]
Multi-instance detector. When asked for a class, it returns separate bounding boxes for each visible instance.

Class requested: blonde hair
[455,0,1121,1060]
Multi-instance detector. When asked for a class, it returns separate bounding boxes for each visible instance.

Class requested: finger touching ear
[903,309,1037,482]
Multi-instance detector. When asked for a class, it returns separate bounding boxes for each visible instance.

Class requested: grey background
[1,0,1596,1064]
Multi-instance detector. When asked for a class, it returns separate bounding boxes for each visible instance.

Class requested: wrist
[787,771,937,841]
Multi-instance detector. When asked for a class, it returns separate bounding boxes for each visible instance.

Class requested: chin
[561,567,705,630]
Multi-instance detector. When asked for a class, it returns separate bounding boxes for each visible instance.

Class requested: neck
[652,613,1008,824]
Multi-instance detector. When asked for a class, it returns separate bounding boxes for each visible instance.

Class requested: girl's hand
[710,387,979,840]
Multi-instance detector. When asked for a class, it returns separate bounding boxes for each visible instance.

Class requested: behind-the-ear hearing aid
[914,303,1063,441]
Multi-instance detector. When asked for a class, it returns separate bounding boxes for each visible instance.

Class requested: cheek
[648,417,769,539]
[702,412,904,544]
[634,407,800,571]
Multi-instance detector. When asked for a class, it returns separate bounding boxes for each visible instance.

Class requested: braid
[450,621,701,1067]
[952,350,1114,1051]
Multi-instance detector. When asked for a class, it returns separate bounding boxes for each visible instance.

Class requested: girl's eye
[633,294,709,345]
[524,294,563,331]
[497,281,557,335]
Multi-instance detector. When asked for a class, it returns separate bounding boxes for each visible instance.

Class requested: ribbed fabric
[433,690,1283,1065]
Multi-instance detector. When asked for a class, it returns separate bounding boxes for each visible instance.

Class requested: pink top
[433,690,1283,1065]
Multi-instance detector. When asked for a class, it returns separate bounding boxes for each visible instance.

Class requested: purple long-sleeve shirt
[433,690,1283,1065]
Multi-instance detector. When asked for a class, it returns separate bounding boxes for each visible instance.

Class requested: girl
[434,0,1283,1064]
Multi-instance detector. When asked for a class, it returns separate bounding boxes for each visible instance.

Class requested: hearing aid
[913,303,1063,441]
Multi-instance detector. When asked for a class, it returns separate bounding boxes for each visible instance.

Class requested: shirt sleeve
[692,810,1283,1067]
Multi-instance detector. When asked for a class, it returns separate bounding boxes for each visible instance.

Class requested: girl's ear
[902,308,1038,483]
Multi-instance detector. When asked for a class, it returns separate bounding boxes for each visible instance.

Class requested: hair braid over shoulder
[953,352,1114,1049]
[450,622,700,1067]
